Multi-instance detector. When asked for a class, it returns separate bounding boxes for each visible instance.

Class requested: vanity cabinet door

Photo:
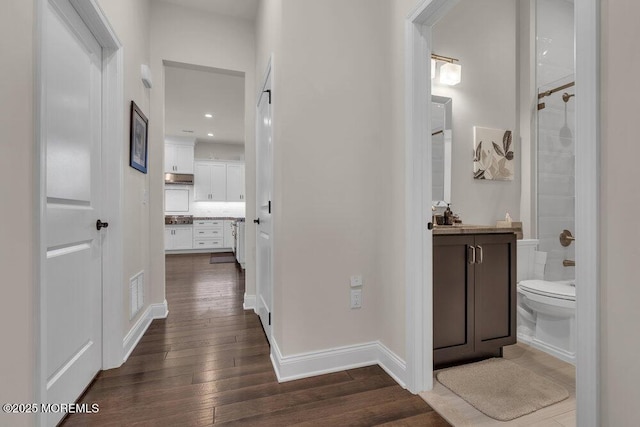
[474,233,517,352]
[433,235,475,364]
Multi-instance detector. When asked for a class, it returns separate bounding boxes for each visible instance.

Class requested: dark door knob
[427,222,434,230]
[96,220,109,230]
[253,218,260,225]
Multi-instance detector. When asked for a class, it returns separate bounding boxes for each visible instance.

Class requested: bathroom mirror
[432,95,452,207]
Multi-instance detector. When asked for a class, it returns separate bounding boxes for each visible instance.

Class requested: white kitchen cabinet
[165,141,194,174]
[194,162,227,201]
[193,219,224,249]
[223,220,234,248]
[194,161,245,202]
[226,163,245,202]
[165,225,193,250]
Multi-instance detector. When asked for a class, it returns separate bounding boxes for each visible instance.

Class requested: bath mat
[436,358,569,421]
[209,253,236,264]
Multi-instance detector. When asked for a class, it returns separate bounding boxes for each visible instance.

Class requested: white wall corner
[270,339,406,388]
[243,293,256,311]
[122,300,169,362]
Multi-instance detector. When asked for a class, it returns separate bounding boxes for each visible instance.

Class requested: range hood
[164,173,194,185]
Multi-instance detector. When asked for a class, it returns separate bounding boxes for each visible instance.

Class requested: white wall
[432,0,520,226]
[0,1,35,424]
[269,0,397,356]
[96,0,153,337]
[600,0,640,423]
[149,1,257,302]
[195,141,244,161]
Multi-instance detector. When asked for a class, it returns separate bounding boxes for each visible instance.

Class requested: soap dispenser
[444,204,453,226]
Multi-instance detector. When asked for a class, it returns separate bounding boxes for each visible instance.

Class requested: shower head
[562,92,575,103]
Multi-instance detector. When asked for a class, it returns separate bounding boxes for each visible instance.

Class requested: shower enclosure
[536,0,575,282]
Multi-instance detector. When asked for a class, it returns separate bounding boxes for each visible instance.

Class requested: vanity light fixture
[204,113,213,118]
[431,53,461,86]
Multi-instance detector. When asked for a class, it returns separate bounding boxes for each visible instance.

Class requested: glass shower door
[537,75,575,281]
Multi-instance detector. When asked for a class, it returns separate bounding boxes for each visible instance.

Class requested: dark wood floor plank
[192,360,274,384]
[96,354,237,379]
[214,385,411,426]
[62,254,449,427]
[93,365,195,390]
[375,411,453,427]
[293,396,432,426]
[214,373,397,423]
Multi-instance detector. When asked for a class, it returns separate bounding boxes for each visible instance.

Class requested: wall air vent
[130,271,144,320]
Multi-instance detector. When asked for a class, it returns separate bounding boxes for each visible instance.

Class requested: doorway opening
[162,62,247,270]
[405,0,600,425]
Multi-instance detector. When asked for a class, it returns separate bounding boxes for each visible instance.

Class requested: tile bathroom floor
[420,343,576,426]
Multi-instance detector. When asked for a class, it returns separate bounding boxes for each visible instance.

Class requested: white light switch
[350,275,363,288]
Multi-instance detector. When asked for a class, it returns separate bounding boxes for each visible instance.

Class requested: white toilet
[516,240,576,364]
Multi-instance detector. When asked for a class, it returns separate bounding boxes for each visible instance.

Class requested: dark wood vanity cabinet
[433,232,517,368]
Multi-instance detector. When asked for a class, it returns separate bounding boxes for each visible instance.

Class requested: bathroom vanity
[433,226,517,368]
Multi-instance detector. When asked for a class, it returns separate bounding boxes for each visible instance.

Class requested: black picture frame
[130,101,148,174]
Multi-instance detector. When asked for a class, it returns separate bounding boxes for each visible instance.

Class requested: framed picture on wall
[130,101,148,174]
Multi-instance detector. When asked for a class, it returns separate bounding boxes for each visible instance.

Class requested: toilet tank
[517,239,539,282]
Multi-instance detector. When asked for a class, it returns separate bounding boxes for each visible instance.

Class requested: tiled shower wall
[536,0,575,281]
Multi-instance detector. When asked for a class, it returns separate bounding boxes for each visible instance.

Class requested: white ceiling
[155,0,259,21]
[164,63,245,145]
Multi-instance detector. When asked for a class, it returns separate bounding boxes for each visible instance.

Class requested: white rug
[436,358,569,421]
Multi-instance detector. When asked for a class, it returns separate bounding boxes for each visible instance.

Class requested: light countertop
[433,224,520,235]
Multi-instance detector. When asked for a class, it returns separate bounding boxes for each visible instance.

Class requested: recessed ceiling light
[204,113,213,118]
[207,133,214,137]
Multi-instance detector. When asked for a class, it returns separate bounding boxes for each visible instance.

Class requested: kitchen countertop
[433,224,520,235]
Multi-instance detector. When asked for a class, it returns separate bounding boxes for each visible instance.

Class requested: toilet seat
[518,279,575,301]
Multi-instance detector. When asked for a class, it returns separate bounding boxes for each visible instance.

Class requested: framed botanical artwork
[130,101,148,174]
[473,126,514,181]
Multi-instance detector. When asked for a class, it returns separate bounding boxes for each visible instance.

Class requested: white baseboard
[531,338,576,365]
[122,300,169,362]
[243,293,256,311]
[271,339,407,388]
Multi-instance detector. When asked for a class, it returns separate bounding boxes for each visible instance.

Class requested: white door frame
[404,0,600,425]
[35,0,124,421]
[255,55,275,344]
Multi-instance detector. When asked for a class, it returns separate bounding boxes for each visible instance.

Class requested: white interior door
[256,69,273,343]
[42,1,103,425]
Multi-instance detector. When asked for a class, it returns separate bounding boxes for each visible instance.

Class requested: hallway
[62,254,448,426]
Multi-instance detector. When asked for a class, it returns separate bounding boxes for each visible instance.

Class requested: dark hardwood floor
[62,253,449,426]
